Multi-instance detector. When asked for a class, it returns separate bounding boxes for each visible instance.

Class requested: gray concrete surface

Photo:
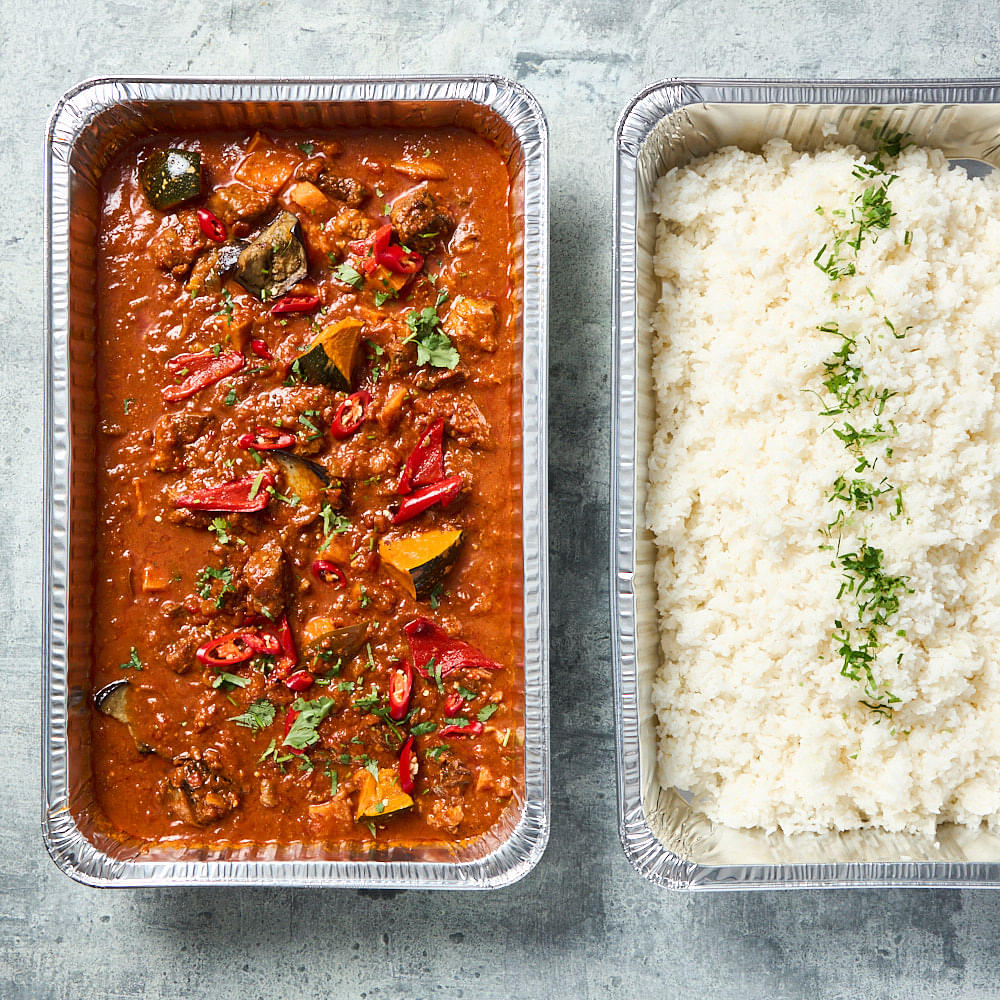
[5,1,1000,997]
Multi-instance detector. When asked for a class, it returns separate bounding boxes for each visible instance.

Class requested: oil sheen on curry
[91,127,524,848]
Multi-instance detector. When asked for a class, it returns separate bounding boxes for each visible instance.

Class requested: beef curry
[90,126,523,848]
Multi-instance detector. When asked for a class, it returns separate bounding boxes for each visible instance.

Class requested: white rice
[647,138,1000,836]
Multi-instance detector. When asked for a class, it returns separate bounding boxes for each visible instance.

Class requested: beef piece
[412,365,467,392]
[324,207,377,258]
[316,171,369,207]
[161,623,212,674]
[241,538,287,619]
[205,182,272,225]
[413,391,491,448]
[151,411,210,472]
[389,184,454,252]
[148,212,207,277]
[185,247,231,298]
[431,752,472,793]
[445,296,499,354]
[294,158,324,183]
[162,751,239,826]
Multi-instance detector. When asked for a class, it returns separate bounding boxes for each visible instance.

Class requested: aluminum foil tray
[44,76,549,889]
[612,78,1000,890]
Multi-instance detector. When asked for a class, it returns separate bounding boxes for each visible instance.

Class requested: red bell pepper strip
[271,294,321,315]
[174,472,274,513]
[311,560,347,588]
[237,426,296,451]
[398,736,418,793]
[196,208,227,243]
[284,669,314,692]
[162,349,244,403]
[283,706,304,756]
[250,339,273,360]
[388,660,413,721]
[439,720,484,738]
[195,628,280,667]
[330,391,370,439]
[404,617,504,678]
[443,691,465,716]
[398,418,445,495]
[347,223,424,275]
[391,475,463,525]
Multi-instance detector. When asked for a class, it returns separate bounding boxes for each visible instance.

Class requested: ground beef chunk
[389,184,454,252]
[324,207,377,258]
[294,158,324,183]
[162,751,239,826]
[148,211,206,277]
[151,411,211,472]
[241,538,288,618]
[316,170,370,207]
[445,296,499,354]
[205,181,272,225]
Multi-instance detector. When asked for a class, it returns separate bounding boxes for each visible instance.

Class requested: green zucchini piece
[378,529,463,600]
[233,210,308,300]
[139,148,202,211]
[295,317,364,392]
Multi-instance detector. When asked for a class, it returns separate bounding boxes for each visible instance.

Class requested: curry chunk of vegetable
[354,767,413,820]
[379,529,463,600]
[295,317,364,392]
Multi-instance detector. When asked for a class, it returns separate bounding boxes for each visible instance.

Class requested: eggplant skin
[233,211,308,300]
[140,149,202,211]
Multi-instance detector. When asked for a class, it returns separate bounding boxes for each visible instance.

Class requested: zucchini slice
[139,148,202,211]
[355,766,413,820]
[379,529,463,600]
[295,317,364,392]
[234,210,308,300]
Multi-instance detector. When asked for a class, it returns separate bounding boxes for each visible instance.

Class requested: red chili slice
[174,472,274,513]
[391,475,463,525]
[347,223,423,275]
[388,660,413,721]
[404,617,504,678]
[270,295,321,315]
[276,614,299,670]
[284,670,314,692]
[398,735,418,794]
[162,349,244,403]
[398,418,445,495]
[331,391,370,439]
[196,631,258,667]
[283,706,304,756]
[443,691,465,716]
[439,720,484,738]
[311,560,347,588]
[237,426,296,451]
[196,208,227,243]
[379,242,424,274]
[250,339,273,360]
[245,631,282,656]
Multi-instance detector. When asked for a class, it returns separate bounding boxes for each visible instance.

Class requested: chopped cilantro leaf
[477,704,500,722]
[120,646,143,671]
[334,262,363,288]
[282,696,336,750]
[230,699,275,733]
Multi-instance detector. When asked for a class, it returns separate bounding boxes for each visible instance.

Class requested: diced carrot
[142,565,170,592]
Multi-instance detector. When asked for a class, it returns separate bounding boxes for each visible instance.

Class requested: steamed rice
[647,138,1000,835]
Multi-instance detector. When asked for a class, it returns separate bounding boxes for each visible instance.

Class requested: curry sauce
[90,127,524,848]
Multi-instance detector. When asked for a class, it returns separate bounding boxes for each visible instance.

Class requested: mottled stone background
[5,2,1000,997]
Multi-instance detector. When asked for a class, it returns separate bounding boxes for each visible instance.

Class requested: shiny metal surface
[43,76,549,888]
[612,78,1000,890]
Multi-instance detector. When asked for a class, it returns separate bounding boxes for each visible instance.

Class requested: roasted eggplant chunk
[269,450,346,507]
[93,680,154,754]
[140,148,202,211]
[233,210,308,300]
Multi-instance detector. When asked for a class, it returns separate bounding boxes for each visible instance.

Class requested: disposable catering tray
[43,76,549,889]
[612,78,1000,890]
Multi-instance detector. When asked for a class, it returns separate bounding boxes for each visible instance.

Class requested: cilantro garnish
[282,697,336,750]
[230,699,275,733]
[120,646,143,671]
[402,307,459,370]
[195,566,235,609]
[334,262,363,288]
